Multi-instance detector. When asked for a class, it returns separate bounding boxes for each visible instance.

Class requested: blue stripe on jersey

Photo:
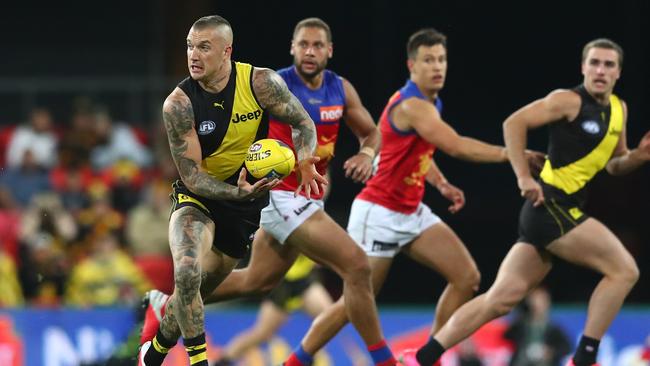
[386,79,443,135]
[276,66,346,124]
[399,79,443,114]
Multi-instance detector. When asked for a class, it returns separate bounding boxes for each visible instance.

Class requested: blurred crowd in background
[0,97,177,308]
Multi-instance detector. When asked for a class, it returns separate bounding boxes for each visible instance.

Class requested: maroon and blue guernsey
[269,66,346,199]
[357,79,443,214]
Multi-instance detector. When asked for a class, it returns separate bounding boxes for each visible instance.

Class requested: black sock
[573,335,600,366]
[416,336,446,365]
[184,333,209,366]
[144,329,176,366]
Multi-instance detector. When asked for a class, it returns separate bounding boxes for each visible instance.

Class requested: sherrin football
[245,138,296,179]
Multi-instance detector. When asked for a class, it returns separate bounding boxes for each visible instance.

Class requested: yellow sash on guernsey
[202,62,264,181]
[540,94,623,194]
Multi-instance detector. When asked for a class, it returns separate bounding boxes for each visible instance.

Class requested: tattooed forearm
[253,68,317,161]
[291,120,318,161]
[163,91,241,200]
[191,171,240,200]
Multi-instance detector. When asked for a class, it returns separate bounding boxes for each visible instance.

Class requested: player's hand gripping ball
[245,139,296,179]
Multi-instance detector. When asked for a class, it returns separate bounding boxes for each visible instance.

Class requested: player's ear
[328,43,333,59]
[290,41,295,55]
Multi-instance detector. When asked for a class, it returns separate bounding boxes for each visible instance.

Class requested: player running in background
[286,27,545,366]
[418,38,649,366]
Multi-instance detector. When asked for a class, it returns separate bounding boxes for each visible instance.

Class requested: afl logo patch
[198,120,216,135]
[581,120,600,134]
[249,143,262,152]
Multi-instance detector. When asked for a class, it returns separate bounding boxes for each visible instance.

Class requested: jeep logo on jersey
[232,109,262,123]
[581,120,600,134]
[198,120,216,135]
[319,105,344,122]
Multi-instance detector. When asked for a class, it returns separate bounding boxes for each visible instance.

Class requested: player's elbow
[180,174,202,195]
[605,161,618,175]
[438,138,462,158]
[502,118,511,132]
[502,117,519,137]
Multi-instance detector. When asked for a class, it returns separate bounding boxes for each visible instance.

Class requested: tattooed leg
[159,206,240,340]
[164,206,213,339]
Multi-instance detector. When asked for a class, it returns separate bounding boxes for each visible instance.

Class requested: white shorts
[260,190,324,244]
[347,199,442,258]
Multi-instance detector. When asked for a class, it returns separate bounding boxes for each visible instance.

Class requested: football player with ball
[138,14,328,366]
[141,16,400,366]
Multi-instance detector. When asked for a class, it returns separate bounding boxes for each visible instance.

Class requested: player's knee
[617,262,640,288]
[454,265,481,293]
[174,258,202,297]
[343,249,371,281]
[605,255,640,289]
[466,267,481,292]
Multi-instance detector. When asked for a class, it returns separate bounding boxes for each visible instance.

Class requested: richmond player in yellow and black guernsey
[421,39,650,366]
[138,15,327,366]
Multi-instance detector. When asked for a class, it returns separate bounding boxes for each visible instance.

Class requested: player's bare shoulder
[544,88,581,120]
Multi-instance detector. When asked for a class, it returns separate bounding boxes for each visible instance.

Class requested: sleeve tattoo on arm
[163,94,239,200]
[253,69,317,161]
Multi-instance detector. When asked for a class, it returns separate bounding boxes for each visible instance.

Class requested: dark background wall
[2,0,648,304]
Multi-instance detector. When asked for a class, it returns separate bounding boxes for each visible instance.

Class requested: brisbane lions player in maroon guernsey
[289,28,544,366]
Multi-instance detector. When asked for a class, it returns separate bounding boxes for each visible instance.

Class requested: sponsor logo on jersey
[581,120,600,134]
[213,100,225,110]
[319,105,344,122]
[198,120,216,135]
[232,109,262,123]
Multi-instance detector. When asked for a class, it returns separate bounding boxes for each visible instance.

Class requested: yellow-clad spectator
[0,251,24,307]
[65,232,151,307]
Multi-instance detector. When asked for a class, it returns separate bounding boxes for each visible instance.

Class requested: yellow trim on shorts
[285,255,315,281]
[550,199,579,226]
[543,201,565,236]
[568,207,584,220]
[177,193,209,212]
[285,296,304,312]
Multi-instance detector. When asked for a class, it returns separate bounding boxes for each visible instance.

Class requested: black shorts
[170,180,267,258]
[517,197,589,248]
[266,274,314,312]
